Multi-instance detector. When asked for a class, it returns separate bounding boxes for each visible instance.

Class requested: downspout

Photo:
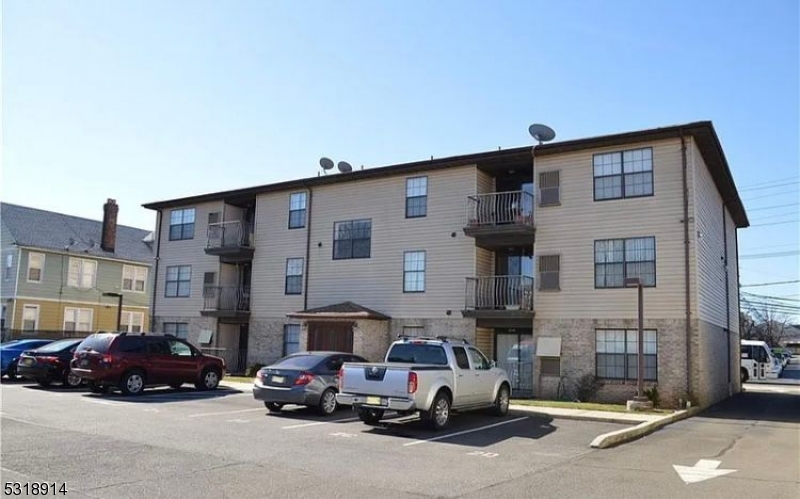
[303,185,313,312]
[151,210,163,331]
[681,132,692,401]
[723,203,731,386]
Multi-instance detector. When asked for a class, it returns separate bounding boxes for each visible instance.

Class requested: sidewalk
[221,378,690,447]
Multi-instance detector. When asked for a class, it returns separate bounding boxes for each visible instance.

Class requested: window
[116,336,146,353]
[538,255,560,291]
[540,358,561,376]
[284,324,301,356]
[63,307,93,332]
[288,193,307,229]
[402,325,424,338]
[285,258,304,295]
[208,212,221,225]
[333,219,371,259]
[165,265,192,297]
[27,253,45,283]
[22,305,39,331]
[538,171,560,207]
[468,347,491,370]
[405,177,428,218]
[596,329,658,381]
[403,251,426,292]
[4,254,13,280]
[168,340,193,357]
[146,338,170,355]
[164,322,189,339]
[121,312,144,333]
[595,237,656,288]
[593,147,653,200]
[67,258,97,289]
[122,265,148,292]
[169,208,196,240]
[452,347,470,369]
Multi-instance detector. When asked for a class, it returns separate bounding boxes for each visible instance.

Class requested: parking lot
[1,380,625,498]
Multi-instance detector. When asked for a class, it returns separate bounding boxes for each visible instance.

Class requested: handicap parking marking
[281,416,360,429]
[402,416,529,447]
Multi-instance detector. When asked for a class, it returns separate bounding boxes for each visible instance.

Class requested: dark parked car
[1,339,54,380]
[70,332,225,396]
[17,338,85,388]
[253,352,367,415]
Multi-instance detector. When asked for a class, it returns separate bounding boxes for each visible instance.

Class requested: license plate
[80,359,88,367]
[271,375,285,384]
[20,358,33,366]
[366,396,382,405]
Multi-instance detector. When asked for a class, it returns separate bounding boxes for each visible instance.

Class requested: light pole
[624,277,648,405]
[102,292,123,332]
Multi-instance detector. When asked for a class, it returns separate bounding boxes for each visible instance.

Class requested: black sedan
[17,338,84,388]
[253,352,367,416]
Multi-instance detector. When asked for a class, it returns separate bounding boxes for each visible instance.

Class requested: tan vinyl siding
[477,170,494,195]
[11,298,149,332]
[692,141,729,328]
[250,191,308,316]
[307,165,478,317]
[534,138,688,319]
[155,201,224,317]
[476,327,494,359]
[476,248,494,276]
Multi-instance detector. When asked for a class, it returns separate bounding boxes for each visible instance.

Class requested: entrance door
[495,330,534,397]
[307,322,354,353]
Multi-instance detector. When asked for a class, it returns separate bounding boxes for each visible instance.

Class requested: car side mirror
[490,360,497,368]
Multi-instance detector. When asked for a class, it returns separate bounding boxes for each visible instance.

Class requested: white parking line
[82,399,126,407]
[187,407,266,418]
[281,417,359,429]
[402,417,529,447]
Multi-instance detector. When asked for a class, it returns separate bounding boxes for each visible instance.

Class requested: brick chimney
[101,199,119,252]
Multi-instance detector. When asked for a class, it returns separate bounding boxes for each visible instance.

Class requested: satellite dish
[319,157,334,170]
[337,161,353,173]
[528,124,556,144]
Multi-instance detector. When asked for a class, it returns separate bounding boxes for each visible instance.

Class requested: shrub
[575,374,601,402]
[245,363,265,378]
[644,386,660,408]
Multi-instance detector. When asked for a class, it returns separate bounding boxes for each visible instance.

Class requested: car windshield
[270,354,323,371]
[75,334,115,354]
[386,343,448,365]
[32,339,80,353]
[0,340,21,347]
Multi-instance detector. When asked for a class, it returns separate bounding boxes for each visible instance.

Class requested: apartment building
[1,200,154,339]
[143,121,747,408]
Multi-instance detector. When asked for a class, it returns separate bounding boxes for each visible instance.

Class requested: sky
[2,1,799,320]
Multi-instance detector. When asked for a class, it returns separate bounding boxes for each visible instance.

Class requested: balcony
[463,275,534,327]
[201,286,251,320]
[205,221,255,263]
[464,191,535,250]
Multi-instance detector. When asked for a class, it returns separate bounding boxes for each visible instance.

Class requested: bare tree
[741,305,789,346]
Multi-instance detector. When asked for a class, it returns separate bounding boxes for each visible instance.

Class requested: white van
[740,340,781,382]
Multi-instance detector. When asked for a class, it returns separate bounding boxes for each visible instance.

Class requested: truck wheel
[357,407,384,426]
[424,392,451,430]
[492,384,510,416]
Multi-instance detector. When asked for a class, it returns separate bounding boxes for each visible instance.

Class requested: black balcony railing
[465,191,534,227]
[465,275,534,311]
[203,286,251,312]
[206,221,254,250]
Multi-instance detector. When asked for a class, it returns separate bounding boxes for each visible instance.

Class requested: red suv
[70,332,225,395]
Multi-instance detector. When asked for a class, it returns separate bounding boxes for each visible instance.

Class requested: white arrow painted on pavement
[673,459,736,484]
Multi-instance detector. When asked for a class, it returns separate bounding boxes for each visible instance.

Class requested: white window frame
[284,324,301,356]
[63,307,94,332]
[120,311,145,333]
[122,265,148,293]
[403,251,426,293]
[67,257,97,289]
[21,304,39,331]
[27,252,45,283]
[4,254,13,281]
[164,322,189,339]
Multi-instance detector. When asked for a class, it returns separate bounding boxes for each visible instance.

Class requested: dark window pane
[289,209,306,229]
[406,196,427,218]
[352,239,371,258]
[169,225,182,240]
[333,240,352,259]
[285,275,303,294]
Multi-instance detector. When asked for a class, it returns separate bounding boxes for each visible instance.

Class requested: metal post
[637,283,644,399]
[116,294,123,332]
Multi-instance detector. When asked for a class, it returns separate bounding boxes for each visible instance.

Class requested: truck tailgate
[340,363,414,398]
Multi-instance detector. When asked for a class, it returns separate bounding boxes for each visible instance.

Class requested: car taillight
[100,354,114,366]
[337,367,344,390]
[256,371,265,382]
[294,372,314,386]
[408,371,418,394]
[38,356,60,365]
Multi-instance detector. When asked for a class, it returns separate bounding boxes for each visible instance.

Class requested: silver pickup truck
[336,337,511,430]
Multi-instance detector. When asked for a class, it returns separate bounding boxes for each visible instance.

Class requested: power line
[743,190,800,201]
[740,266,799,281]
[739,250,800,259]
[750,219,800,228]
[741,280,800,287]
[740,176,800,190]
[741,291,800,303]
[740,180,800,192]
[747,202,800,212]
[750,213,800,223]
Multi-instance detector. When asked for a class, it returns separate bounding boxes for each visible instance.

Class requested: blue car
[1,339,55,380]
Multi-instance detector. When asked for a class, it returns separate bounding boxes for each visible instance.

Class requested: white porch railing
[465,191,534,227]
[465,275,534,311]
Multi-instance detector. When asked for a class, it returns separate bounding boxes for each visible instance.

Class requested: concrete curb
[508,405,656,425]
[590,407,701,449]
